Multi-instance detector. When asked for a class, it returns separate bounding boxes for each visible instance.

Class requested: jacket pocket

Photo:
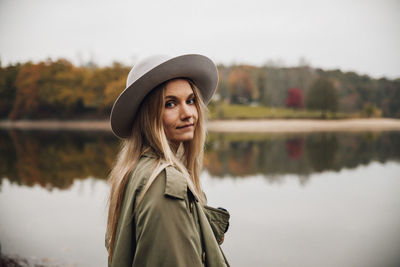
[203,205,230,244]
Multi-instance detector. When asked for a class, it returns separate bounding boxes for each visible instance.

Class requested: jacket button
[202,252,206,263]
[189,202,193,212]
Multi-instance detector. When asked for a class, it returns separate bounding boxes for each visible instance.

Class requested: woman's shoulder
[127,151,160,190]
[133,151,158,177]
[127,150,188,198]
[136,155,199,202]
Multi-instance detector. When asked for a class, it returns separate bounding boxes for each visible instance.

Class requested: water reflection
[0,130,118,189]
[205,132,400,179]
[306,133,338,172]
[1,130,399,190]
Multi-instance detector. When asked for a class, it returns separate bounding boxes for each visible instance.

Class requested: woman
[106,54,230,267]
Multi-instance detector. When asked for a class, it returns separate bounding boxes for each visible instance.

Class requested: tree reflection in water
[306,133,338,172]
[286,137,305,159]
[1,130,399,190]
[0,130,119,190]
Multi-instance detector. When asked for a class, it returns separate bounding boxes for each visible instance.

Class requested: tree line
[1,58,399,119]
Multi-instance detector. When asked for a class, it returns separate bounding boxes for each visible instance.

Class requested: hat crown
[126,55,171,88]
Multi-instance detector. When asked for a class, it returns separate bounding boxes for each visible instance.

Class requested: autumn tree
[228,67,256,104]
[37,59,84,117]
[306,77,338,118]
[216,69,229,102]
[102,77,126,111]
[0,64,20,118]
[9,62,44,120]
[286,88,304,109]
[82,62,129,114]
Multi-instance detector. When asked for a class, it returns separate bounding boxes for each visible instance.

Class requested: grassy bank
[208,104,356,120]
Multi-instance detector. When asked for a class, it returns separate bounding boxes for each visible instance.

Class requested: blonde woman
[106,54,230,267]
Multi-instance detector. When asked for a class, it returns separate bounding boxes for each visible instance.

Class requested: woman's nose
[180,103,193,120]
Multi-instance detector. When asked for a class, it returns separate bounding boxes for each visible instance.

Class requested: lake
[0,130,399,267]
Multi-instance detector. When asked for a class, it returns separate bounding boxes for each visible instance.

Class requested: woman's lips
[176,124,194,129]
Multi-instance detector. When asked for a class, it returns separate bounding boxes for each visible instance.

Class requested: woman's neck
[170,142,180,153]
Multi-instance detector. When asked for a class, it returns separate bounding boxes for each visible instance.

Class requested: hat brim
[110,54,218,139]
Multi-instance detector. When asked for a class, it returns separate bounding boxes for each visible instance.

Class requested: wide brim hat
[110,54,219,139]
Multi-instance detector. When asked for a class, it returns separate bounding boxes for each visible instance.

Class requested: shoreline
[1,118,400,133]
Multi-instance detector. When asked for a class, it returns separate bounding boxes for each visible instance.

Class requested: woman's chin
[171,133,194,143]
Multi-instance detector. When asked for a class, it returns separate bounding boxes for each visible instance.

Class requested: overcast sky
[1,0,399,79]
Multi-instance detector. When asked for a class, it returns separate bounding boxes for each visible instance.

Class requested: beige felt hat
[110,54,219,138]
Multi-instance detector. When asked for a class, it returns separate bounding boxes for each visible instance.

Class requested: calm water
[0,130,400,267]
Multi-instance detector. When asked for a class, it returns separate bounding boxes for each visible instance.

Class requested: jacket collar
[141,148,158,159]
[165,166,188,200]
[142,149,198,201]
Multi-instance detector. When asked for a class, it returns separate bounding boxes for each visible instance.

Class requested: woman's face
[162,79,198,145]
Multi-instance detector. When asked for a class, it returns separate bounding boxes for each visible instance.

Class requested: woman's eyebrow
[165,93,195,99]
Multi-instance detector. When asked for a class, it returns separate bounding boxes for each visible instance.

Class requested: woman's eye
[165,101,175,108]
[187,98,195,105]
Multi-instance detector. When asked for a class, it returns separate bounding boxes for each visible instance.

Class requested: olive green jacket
[108,152,230,267]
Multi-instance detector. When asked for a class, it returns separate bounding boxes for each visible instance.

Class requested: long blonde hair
[106,78,207,261]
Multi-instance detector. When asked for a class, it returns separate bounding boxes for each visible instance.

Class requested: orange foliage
[9,63,44,119]
[102,77,126,110]
[228,67,256,103]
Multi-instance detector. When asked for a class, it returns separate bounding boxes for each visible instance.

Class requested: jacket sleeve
[132,169,203,267]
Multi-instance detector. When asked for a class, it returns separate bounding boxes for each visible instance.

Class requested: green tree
[257,69,267,105]
[306,77,338,118]
[386,81,400,117]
